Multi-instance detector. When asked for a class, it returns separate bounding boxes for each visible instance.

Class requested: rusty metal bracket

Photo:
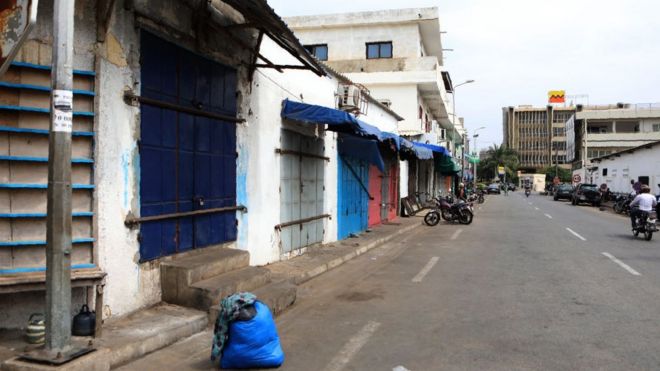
[123,91,245,123]
[125,205,247,227]
[275,148,330,161]
[274,214,331,231]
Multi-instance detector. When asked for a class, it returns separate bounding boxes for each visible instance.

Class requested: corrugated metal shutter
[138,32,237,261]
[279,130,325,253]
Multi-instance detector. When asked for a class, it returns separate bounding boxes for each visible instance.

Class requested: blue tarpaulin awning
[281,100,442,162]
[281,99,382,140]
[338,134,385,172]
[412,141,450,157]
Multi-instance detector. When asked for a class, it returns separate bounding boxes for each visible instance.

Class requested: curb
[291,221,423,285]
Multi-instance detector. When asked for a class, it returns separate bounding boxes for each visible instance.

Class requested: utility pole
[46,0,75,353]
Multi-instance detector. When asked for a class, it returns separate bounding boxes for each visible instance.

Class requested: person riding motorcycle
[630,185,657,230]
[524,183,531,197]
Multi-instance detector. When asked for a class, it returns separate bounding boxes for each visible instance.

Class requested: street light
[472,126,486,182]
[452,80,474,182]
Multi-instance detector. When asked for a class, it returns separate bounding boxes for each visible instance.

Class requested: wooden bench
[0,268,106,336]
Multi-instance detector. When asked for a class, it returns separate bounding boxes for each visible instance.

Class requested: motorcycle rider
[630,185,657,230]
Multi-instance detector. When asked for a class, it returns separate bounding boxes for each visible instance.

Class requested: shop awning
[380,132,434,160]
[338,134,385,172]
[412,141,450,157]
[435,155,461,175]
[281,99,382,140]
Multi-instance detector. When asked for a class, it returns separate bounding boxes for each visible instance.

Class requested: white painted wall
[291,23,422,60]
[591,145,660,194]
[240,37,339,265]
[366,84,418,133]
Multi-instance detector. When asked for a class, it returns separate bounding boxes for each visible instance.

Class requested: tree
[542,165,572,183]
[479,144,520,182]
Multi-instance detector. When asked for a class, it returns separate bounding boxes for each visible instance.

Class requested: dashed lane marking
[412,257,440,283]
[534,207,539,210]
[602,252,641,276]
[566,227,587,241]
[544,214,553,219]
[450,229,463,240]
[323,321,381,371]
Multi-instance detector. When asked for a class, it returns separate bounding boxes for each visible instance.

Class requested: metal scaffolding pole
[46,0,75,352]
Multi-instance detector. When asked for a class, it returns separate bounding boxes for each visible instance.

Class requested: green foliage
[478,144,520,182]
[541,165,572,183]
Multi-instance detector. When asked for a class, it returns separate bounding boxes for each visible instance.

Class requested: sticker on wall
[52,89,73,132]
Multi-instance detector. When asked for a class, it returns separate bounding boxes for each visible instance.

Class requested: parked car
[571,183,602,206]
[486,184,501,194]
[553,184,574,201]
[507,183,517,191]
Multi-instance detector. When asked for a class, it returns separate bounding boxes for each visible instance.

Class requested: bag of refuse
[220,301,285,369]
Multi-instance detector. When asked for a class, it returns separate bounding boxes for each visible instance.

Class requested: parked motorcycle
[632,208,658,241]
[525,188,531,198]
[614,193,635,215]
[424,195,473,226]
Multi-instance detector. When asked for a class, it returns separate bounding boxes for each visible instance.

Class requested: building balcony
[334,57,452,130]
[586,132,660,148]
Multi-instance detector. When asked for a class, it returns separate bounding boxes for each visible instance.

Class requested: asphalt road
[121,192,660,370]
[273,191,660,371]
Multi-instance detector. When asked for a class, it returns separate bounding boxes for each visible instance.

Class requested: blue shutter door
[337,155,369,240]
[139,32,237,261]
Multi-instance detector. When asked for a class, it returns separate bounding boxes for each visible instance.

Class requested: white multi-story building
[285,7,461,151]
[572,103,660,182]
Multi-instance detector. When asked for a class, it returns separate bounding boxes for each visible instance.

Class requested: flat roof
[591,140,660,162]
[284,7,443,60]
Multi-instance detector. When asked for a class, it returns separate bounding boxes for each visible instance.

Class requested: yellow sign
[498,166,505,175]
[548,90,565,103]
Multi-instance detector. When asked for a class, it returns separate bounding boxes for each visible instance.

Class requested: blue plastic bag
[221,301,285,369]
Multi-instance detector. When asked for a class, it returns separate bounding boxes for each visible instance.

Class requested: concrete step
[208,280,297,324]
[161,248,249,303]
[190,266,272,311]
[101,303,207,369]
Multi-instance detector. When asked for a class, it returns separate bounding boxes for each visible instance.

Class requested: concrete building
[285,7,462,195]
[502,105,575,172]
[573,103,660,172]
[0,0,428,331]
[590,141,660,194]
[0,0,331,329]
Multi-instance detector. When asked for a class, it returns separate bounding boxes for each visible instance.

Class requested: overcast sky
[267,0,660,153]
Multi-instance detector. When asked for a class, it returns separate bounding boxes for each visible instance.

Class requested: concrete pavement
[119,193,660,370]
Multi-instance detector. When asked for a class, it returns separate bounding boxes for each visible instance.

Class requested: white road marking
[566,227,587,241]
[528,202,533,205]
[534,207,539,210]
[450,229,463,240]
[323,321,381,371]
[602,252,641,276]
[412,257,440,283]
[393,367,411,371]
[544,214,553,219]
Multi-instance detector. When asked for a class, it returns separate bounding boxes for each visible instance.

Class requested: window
[653,123,660,132]
[425,114,430,133]
[304,44,328,61]
[366,42,393,59]
[418,106,423,119]
[602,168,608,176]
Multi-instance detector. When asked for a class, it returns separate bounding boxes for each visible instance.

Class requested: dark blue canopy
[338,134,385,172]
[412,141,450,157]
[281,99,382,140]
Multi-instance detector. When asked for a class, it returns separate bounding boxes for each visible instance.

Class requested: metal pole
[46,0,75,352]
[474,135,478,182]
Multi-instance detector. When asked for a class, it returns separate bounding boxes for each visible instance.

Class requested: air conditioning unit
[337,85,361,110]
[379,99,392,108]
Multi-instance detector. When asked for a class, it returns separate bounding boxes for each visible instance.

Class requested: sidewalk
[1,216,424,370]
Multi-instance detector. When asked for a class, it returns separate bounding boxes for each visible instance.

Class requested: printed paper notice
[52,90,73,132]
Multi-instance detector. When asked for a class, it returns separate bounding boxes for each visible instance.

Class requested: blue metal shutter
[139,32,237,261]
